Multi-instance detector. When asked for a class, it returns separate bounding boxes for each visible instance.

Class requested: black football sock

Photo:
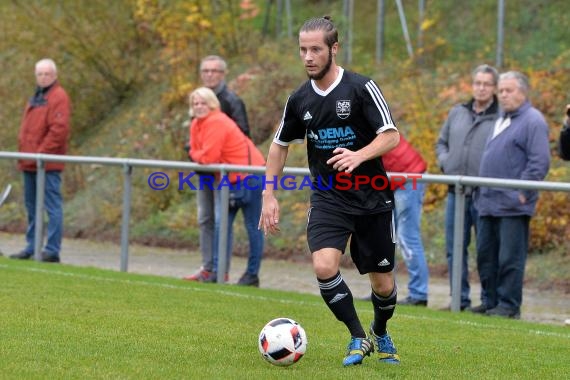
[318,271,366,338]
[371,284,397,336]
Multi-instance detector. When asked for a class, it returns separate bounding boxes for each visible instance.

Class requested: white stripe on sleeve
[365,80,394,127]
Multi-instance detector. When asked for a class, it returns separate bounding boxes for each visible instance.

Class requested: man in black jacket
[560,104,570,160]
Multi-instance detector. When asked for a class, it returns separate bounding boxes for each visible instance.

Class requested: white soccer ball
[258,317,307,366]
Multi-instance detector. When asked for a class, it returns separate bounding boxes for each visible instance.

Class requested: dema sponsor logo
[317,126,355,140]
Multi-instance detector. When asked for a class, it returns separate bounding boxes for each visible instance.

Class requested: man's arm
[518,113,550,205]
[521,115,550,182]
[38,94,70,154]
[259,142,289,235]
[435,112,453,172]
[326,129,400,173]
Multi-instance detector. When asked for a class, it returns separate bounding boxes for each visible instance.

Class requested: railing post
[451,182,466,312]
[217,168,230,284]
[34,159,46,261]
[120,164,132,272]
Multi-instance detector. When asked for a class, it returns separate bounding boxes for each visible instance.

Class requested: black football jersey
[274,68,397,214]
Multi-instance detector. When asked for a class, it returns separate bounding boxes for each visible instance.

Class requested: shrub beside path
[1,232,568,326]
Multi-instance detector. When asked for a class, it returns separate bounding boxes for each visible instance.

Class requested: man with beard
[259,16,401,366]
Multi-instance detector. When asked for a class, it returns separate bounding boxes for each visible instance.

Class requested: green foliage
[1,259,569,378]
[133,0,262,108]
[337,0,569,69]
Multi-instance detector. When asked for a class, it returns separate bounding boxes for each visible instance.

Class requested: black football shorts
[306,206,396,274]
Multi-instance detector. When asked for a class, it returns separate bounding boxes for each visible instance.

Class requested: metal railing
[2,151,569,312]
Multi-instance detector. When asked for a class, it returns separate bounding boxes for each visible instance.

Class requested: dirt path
[1,232,568,326]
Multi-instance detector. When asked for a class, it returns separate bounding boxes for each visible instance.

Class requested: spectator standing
[474,71,550,319]
[185,55,251,282]
[559,104,570,160]
[10,58,71,263]
[185,87,265,286]
[382,135,429,306]
[260,16,401,366]
[435,64,499,311]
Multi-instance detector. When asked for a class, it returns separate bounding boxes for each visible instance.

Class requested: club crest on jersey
[336,100,351,119]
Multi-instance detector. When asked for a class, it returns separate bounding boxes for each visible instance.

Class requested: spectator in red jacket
[11,58,71,263]
[184,86,265,286]
[381,135,429,306]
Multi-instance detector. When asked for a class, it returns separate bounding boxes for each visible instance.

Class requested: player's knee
[313,262,337,279]
[370,273,395,296]
[311,249,340,279]
[312,258,338,279]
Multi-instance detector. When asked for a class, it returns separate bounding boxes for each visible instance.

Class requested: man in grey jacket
[436,64,499,311]
[474,71,550,319]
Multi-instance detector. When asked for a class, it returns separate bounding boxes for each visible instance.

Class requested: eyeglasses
[201,69,223,74]
[473,81,495,88]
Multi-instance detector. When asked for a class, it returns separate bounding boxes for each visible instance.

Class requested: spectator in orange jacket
[11,58,71,263]
[381,135,429,306]
[184,87,265,286]
[185,55,250,284]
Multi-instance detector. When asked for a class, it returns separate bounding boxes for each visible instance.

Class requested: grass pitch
[1,257,568,379]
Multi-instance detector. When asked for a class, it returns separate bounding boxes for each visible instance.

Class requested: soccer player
[259,16,401,366]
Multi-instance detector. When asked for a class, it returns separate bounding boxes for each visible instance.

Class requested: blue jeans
[394,182,429,301]
[445,193,478,308]
[23,171,63,256]
[213,176,264,276]
[476,215,529,313]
